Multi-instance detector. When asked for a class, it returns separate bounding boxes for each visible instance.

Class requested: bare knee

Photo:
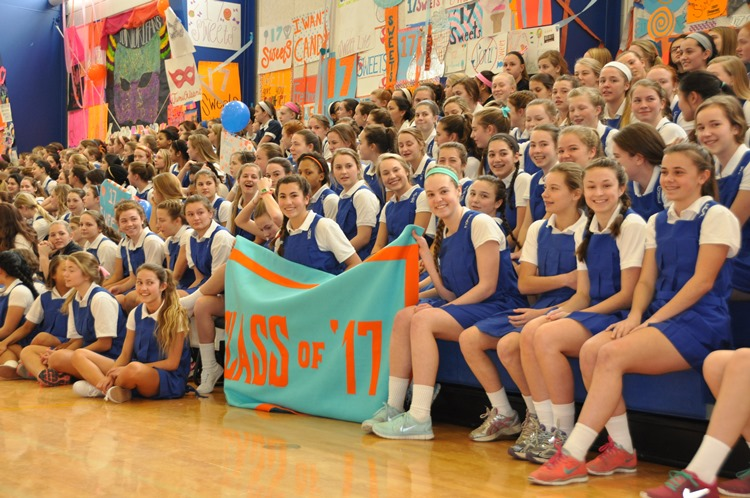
[497,333,520,365]
[459,327,481,352]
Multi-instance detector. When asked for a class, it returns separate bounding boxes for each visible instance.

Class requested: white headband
[603,61,632,82]
[687,32,714,55]
[259,101,273,116]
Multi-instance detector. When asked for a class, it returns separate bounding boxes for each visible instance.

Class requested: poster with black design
[0,51,15,156]
[105,16,171,128]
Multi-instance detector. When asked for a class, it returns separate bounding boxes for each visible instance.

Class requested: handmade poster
[259,23,294,74]
[87,103,109,142]
[431,8,451,61]
[224,229,419,423]
[0,104,12,124]
[187,0,242,51]
[443,42,467,74]
[100,179,135,233]
[165,54,202,106]
[259,69,293,108]
[397,26,422,83]
[219,130,254,174]
[334,0,379,58]
[404,0,440,27]
[385,6,400,87]
[292,75,317,106]
[447,2,483,45]
[67,65,86,112]
[513,0,552,29]
[634,0,687,39]
[198,61,241,121]
[0,51,13,156]
[168,103,186,126]
[687,0,727,23]
[165,7,196,58]
[357,35,387,96]
[68,109,88,147]
[465,33,507,76]
[106,16,171,127]
[292,9,329,65]
[480,0,515,33]
[321,53,358,115]
[506,25,559,74]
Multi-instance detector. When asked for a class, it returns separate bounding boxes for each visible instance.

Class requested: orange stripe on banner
[254,403,302,414]
[367,244,414,262]
[369,245,420,306]
[230,249,318,290]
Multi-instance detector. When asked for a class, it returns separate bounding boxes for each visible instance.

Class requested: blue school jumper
[22,290,68,346]
[504,177,520,231]
[233,205,256,241]
[459,180,474,207]
[132,304,191,399]
[364,172,384,206]
[310,187,337,217]
[86,236,114,264]
[672,101,682,123]
[599,125,616,152]
[606,116,622,129]
[126,232,164,275]
[567,210,639,332]
[426,137,436,158]
[648,201,733,370]
[211,197,226,224]
[0,282,26,339]
[412,157,434,188]
[120,244,130,278]
[425,211,527,329]
[336,185,377,260]
[73,287,126,360]
[385,187,423,243]
[189,225,230,285]
[167,236,195,291]
[476,218,578,337]
[628,177,664,220]
[135,186,152,201]
[42,177,55,196]
[282,214,342,275]
[718,151,750,292]
[528,170,546,221]
[523,145,540,175]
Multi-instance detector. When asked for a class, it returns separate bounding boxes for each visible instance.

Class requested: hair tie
[328,101,338,117]
[476,72,492,89]
[284,102,300,114]
[500,106,510,118]
[425,166,460,185]
[99,266,110,279]
[603,61,632,82]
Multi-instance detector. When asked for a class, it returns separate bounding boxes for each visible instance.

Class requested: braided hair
[0,250,39,299]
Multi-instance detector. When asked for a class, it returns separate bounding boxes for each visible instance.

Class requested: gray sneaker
[527,427,568,464]
[469,407,522,442]
[508,412,540,460]
[361,403,403,433]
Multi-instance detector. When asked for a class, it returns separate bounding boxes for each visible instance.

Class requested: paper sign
[166,54,202,106]
[259,69,293,108]
[507,25,559,74]
[465,33,507,76]
[198,61,241,121]
[397,26,422,82]
[385,6,399,87]
[334,0,379,57]
[259,24,294,74]
[292,75,317,105]
[357,40,388,97]
[292,9,329,65]
[687,0,727,23]
[168,103,186,126]
[444,42,467,73]
[322,53,358,113]
[166,7,196,58]
[68,109,88,147]
[514,0,552,29]
[100,179,135,233]
[405,0,441,26]
[634,0,687,39]
[219,130,255,174]
[0,103,12,123]
[87,103,109,142]
[447,2,483,44]
[187,0,242,51]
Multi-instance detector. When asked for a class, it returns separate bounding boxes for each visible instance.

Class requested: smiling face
[238,165,261,196]
[48,223,72,250]
[542,171,580,215]
[66,192,84,214]
[436,147,466,177]
[378,158,410,196]
[486,138,518,179]
[264,163,287,188]
[525,104,555,133]
[574,63,599,88]
[660,151,710,206]
[467,179,502,216]
[63,259,88,289]
[491,74,514,103]
[332,153,360,190]
[135,268,166,310]
[557,133,596,167]
[117,208,145,241]
[398,133,423,164]
[631,85,665,126]
[598,67,629,105]
[583,167,624,217]
[276,181,309,223]
[529,129,558,172]
[424,172,461,220]
[696,104,742,159]
[680,38,711,72]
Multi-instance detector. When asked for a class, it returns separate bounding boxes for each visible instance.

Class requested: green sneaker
[469,407,522,442]
[361,403,403,433]
[527,427,568,464]
[372,412,434,440]
[508,412,540,460]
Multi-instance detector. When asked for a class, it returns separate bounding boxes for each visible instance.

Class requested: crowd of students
[2,26,750,496]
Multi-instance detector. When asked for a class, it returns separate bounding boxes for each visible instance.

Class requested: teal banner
[224,227,420,423]
[99,179,135,230]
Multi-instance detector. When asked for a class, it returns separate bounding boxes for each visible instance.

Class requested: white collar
[340,179,367,199]
[666,196,714,223]
[588,202,624,233]
[140,301,164,320]
[286,210,316,234]
[546,210,587,234]
[391,185,420,202]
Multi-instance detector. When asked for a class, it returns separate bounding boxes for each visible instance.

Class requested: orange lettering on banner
[339,320,383,395]
[268,315,290,387]
[224,311,239,378]
[385,6,399,88]
[235,319,253,382]
[250,314,269,386]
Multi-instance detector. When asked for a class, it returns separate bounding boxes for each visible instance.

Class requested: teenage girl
[567,86,618,158]
[372,154,431,253]
[519,99,559,173]
[38,220,83,279]
[599,62,632,129]
[574,58,602,88]
[0,204,37,254]
[307,114,332,160]
[707,55,750,123]
[647,64,689,131]
[516,159,645,464]
[630,79,688,145]
[82,184,101,212]
[13,192,54,241]
[297,152,339,220]
[529,143,740,486]
[0,257,69,379]
[695,95,750,294]
[155,199,194,291]
[327,124,358,157]
[183,194,235,289]
[79,210,120,276]
[680,32,717,73]
[387,96,414,131]
[226,150,256,202]
[35,252,127,387]
[537,50,569,78]
[471,108,511,175]
[507,90,536,144]
[437,142,474,205]
[414,100,440,158]
[552,75,579,126]
[69,264,190,402]
[332,148,381,260]
[485,134,531,243]
[435,114,480,179]
[0,251,39,377]
[459,163,585,449]
[557,126,603,168]
[193,170,232,226]
[180,134,219,189]
[466,175,516,241]
[364,166,523,440]
[398,128,434,188]
[128,161,156,202]
[491,73,516,107]
[359,125,397,203]
[289,129,322,168]
[228,163,264,240]
[612,123,668,220]
[253,100,282,146]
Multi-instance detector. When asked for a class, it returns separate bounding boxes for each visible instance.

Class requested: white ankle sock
[408,384,434,422]
[686,435,730,484]
[387,377,410,411]
[533,399,554,429]
[605,414,634,453]
[563,423,599,461]
[523,395,536,415]
[487,388,514,417]
[180,289,204,311]
[199,343,218,370]
[552,402,576,435]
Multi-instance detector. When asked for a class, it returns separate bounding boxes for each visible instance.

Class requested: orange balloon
[157,0,169,17]
[87,64,106,83]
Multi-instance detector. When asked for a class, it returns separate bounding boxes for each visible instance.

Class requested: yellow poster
[687,0,727,23]
[198,61,241,121]
[87,103,109,142]
[259,69,292,108]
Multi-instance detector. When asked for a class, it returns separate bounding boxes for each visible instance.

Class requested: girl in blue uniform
[518,159,646,465]
[557,126,603,168]
[155,199,194,292]
[193,170,232,227]
[70,264,191,402]
[471,108,512,175]
[695,95,750,294]
[485,134,531,245]
[39,252,127,387]
[127,161,156,203]
[398,128,434,188]
[372,154,431,254]
[0,251,39,377]
[436,142,475,206]
[459,163,585,448]
[228,163,265,241]
[332,148,381,260]
[359,125,397,204]
[612,123,668,220]
[366,167,524,440]
[567,87,618,158]
[297,152,339,220]
[414,100,439,158]
[466,175,516,239]
[184,194,235,290]
[519,99,558,174]
[530,143,740,486]
[79,210,120,276]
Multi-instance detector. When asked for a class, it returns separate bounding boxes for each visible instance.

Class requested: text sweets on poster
[259,24,294,74]
[187,0,242,51]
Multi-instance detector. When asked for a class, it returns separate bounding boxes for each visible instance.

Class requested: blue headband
[425,167,459,185]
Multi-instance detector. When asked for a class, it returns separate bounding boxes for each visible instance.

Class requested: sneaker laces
[665,470,698,491]
[735,466,750,480]
[479,407,493,420]
[540,442,564,468]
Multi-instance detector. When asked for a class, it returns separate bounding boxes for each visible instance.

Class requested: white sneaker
[73,380,104,398]
[0,360,19,379]
[105,386,132,403]
[196,364,224,395]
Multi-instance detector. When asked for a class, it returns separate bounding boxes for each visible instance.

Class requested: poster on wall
[506,25,559,74]
[464,33,507,77]
[187,0,242,51]
[633,0,687,39]
[0,51,15,156]
[292,9,329,65]
[259,69,293,108]
[512,0,552,29]
[447,2,483,44]
[259,23,294,74]
[165,54,202,106]
[687,0,727,23]
[357,35,387,97]
[333,0,380,58]
[198,61,241,121]
[321,53,358,114]
[166,7,196,58]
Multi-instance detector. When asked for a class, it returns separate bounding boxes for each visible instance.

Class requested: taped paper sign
[187,0,242,51]
[292,75,317,105]
[357,33,387,96]
[100,179,135,233]
[507,25,559,74]
[322,53,358,113]
[447,2,483,44]
[165,54,202,106]
[334,0,379,58]
[198,61,241,121]
[0,103,12,123]
[465,33,507,76]
[687,0,727,23]
[87,103,109,142]
[443,42,467,74]
[259,69,293,108]
[397,26,422,82]
[634,0,687,39]
[259,24,294,74]
[385,6,400,87]
[166,7,196,58]
[405,0,441,27]
[219,130,255,175]
[513,0,552,28]
[292,9,329,65]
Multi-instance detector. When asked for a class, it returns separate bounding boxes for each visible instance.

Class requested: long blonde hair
[136,264,188,353]
[61,252,103,314]
[14,192,55,222]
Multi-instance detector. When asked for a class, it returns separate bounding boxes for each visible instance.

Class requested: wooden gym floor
[0,380,680,497]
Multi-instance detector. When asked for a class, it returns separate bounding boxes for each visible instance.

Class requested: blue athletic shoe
[361,403,403,433]
[372,412,434,440]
